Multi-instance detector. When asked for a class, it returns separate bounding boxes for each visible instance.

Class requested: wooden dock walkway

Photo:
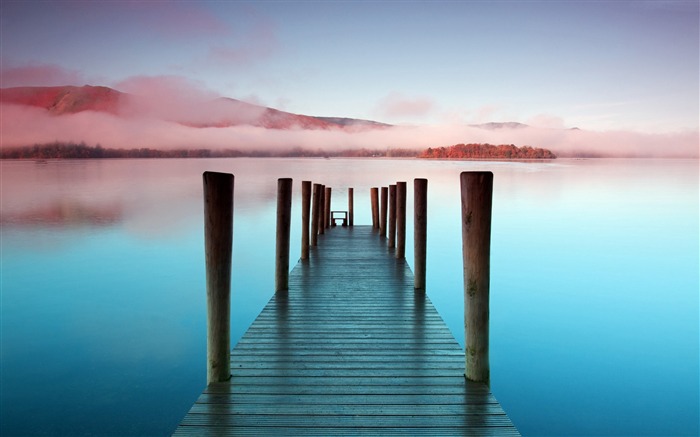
[174,225,519,436]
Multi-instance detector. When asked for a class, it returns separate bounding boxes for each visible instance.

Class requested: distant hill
[0,85,573,135]
[186,97,340,130]
[313,116,391,129]
[1,85,569,157]
[0,85,123,115]
[0,85,389,131]
[470,122,530,130]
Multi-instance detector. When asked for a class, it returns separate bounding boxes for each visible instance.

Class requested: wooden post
[348,188,354,226]
[388,184,396,248]
[396,181,406,259]
[370,187,379,229]
[203,171,233,384]
[414,178,427,290]
[301,181,311,259]
[318,185,325,235]
[460,171,493,385]
[275,178,293,292]
[380,186,388,238]
[325,186,332,229]
[311,183,321,246]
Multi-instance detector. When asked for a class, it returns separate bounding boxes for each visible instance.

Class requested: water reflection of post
[348,187,354,227]
[412,286,427,376]
[276,178,292,292]
[311,183,322,246]
[460,171,492,386]
[274,270,290,385]
[202,171,233,384]
[395,181,406,259]
[301,181,311,260]
[414,178,427,290]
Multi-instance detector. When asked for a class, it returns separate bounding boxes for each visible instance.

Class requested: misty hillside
[0,85,124,115]
[4,85,694,158]
[471,122,530,130]
[313,116,392,129]
[0,85,551,134]
[0,85,390,131]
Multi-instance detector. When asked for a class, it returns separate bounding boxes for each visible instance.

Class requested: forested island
[419,143,556,159]
[1,142,555,160]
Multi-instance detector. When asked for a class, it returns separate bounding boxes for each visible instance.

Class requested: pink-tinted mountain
[1,85,123,115]
[0,85,389,131]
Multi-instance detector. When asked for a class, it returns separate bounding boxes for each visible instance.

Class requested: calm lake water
[1,158,698,436]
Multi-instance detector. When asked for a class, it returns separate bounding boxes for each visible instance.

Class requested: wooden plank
[195,393,501,405]
[175,424,519,437]
[218,375,492,387]
[187,403,507,415]
[174,226,519,436]
[199,385,496,396]
[228,361,466,368]
[178,414,515,427]
[230,347,465,353]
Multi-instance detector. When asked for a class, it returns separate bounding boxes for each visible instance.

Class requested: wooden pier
[174,224,519,436]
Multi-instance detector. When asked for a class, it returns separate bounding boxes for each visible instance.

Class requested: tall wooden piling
[414,178,427,290]
[311,183,321,246]
[203,171,233,384]
[396,181,406,259]
[325,186,332,229]
[319,185,325,235]
[348,188,354,226]
[388,184,396,248]
[276,178,293,292]
[380,186,388,238]
[371,187,379,229]
[301,181,311,259]
[460,171,493,385]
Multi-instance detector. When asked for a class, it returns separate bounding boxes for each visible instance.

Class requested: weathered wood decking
[174,225,519,436]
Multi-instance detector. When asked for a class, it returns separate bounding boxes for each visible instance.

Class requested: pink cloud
[113,75,215,121]
[112,74,266,126]
[1,63,86,88]
[375,92,435,120]
[114,75,217,103]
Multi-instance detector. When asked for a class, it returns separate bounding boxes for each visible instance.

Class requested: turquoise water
[1,158,698,436]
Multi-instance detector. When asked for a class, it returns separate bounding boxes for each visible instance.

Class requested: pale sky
[1,0,698,134]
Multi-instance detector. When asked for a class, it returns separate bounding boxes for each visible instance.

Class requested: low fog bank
[113,76,269,126]
[1,103,697,158]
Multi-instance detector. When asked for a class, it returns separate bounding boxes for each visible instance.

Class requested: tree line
[0,142,420,159]
[1,141,555,160]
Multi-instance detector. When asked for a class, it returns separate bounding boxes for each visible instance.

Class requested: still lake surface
[1,157,698,436]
